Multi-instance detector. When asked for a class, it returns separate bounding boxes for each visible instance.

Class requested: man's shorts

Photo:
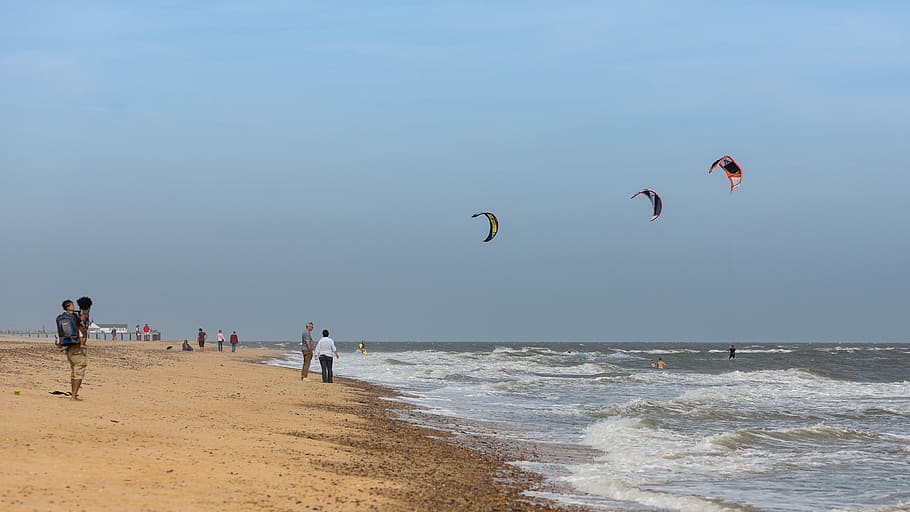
[66,345,87,379]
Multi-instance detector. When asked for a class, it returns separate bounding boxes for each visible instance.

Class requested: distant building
[87,322,159,340]
[88,323,129,335]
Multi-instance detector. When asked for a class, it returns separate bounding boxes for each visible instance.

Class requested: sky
[2,1,908,342]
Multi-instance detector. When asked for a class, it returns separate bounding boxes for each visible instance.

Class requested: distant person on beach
[230,331,239,352]
[57,299,86,400]
[314,329,340,383]
[657,357,667,369]
[197,328,207,351]
[143,323,150,341]
[136,324,141,341]
[729,345,736,359]
[217,329,225,352]
[182,340,194,351]
[301,322,315,380]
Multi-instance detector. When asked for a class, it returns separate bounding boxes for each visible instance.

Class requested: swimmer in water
[657,357,666,369]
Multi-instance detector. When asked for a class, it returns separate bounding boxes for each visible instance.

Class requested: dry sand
[1,337,586,511]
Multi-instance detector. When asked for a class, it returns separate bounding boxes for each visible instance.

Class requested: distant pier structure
[3,323,160,341]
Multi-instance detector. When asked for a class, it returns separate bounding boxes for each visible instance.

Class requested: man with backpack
[56,299,87,401]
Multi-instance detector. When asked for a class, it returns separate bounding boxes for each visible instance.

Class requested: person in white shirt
[313,329,340,383]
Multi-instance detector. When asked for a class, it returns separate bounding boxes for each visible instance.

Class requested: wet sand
[0,337,587,511]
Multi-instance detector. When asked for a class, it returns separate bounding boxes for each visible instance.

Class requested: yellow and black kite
[472,212,499,242]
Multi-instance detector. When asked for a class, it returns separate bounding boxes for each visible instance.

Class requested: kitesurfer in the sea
[729,344,736,359]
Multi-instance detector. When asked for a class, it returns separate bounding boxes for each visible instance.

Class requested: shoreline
[1,337,593,511]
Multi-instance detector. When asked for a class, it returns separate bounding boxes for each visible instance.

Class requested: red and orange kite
[709,155,743,192]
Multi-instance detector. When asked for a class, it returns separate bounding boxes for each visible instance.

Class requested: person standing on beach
[729,344,736,359]
[301,322,315,380]
[314,329,340,383]
[230,331,239,352]
[111,328,117,341]
[197,328,207,352]
[143,323,150,341]
[57,299,86,400]
[217,329,225,352]
[135,324,141,341]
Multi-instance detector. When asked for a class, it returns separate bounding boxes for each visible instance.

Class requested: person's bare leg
[71,378,82,400]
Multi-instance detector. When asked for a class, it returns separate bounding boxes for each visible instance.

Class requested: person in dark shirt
[197,328,207,352]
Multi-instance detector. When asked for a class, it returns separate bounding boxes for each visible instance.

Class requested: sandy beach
[0,336,582,511]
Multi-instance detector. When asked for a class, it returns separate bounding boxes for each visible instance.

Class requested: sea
[258,341,910,512]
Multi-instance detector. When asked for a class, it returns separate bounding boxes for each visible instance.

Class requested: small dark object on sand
[166,346,173,350]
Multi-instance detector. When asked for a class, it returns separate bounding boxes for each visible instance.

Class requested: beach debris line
[630,189,663,221]
[472,212,499,242]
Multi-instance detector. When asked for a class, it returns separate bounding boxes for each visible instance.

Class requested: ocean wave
[491,346,554,356]
[561,473,742,512]
[613,348,702,355]
[440,373,485,383]
[832,502,910,512]
[816,346,903,353]
[707,348,795,354]
[384,358,418,366]
[263,357,298,369]
[863,405,910,417]
[590,392,835,424]
[708,424,881,450]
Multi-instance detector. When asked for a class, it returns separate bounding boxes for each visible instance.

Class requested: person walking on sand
[197,328,207,352]
[56,299,87,401]
[229,330,239,352]
[729,344,736,359]
[314,329,340,383]
[301,322,315,380]
[217,329,225,352]
[136,324,141,341]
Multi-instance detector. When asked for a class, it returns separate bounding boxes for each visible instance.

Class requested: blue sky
[2,1,908,341]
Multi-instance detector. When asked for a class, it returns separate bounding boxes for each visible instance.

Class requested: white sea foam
[263,342,910,512]
[613,348,702,354]
[562,473,742,512]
